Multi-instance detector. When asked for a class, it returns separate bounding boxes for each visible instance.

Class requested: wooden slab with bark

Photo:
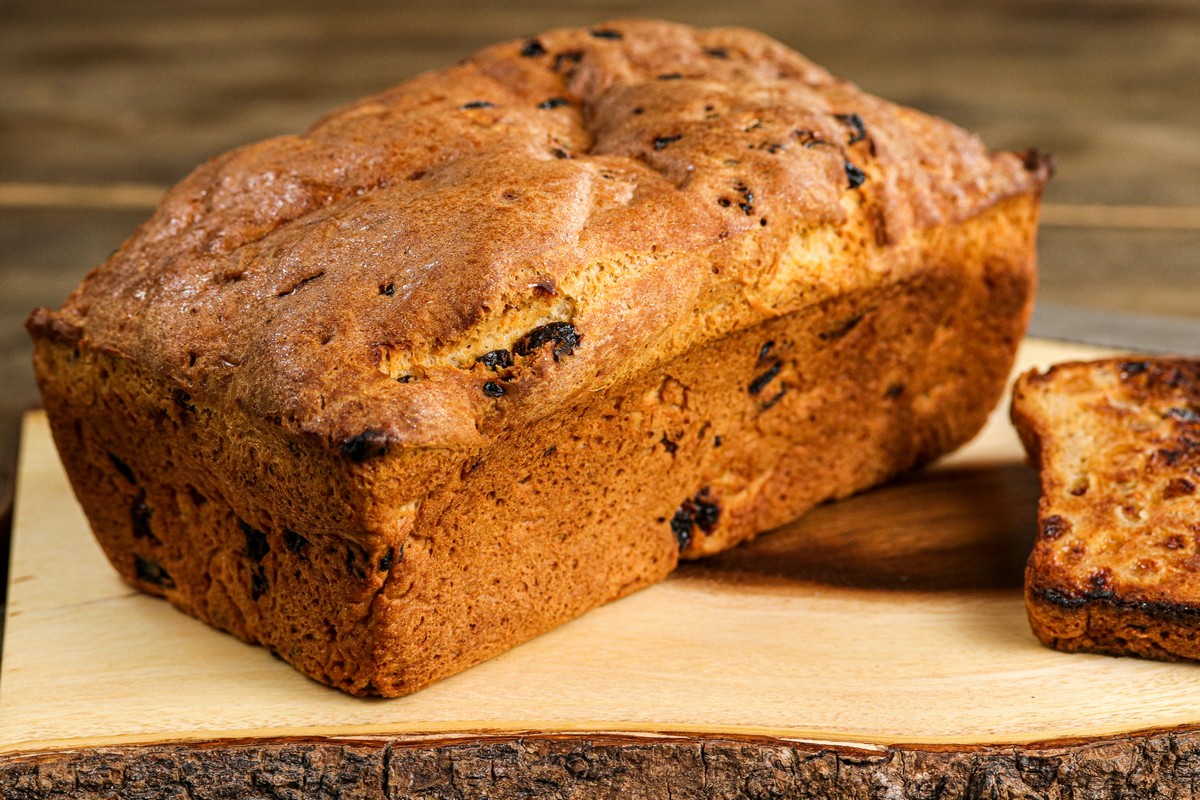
[9,339,1200,799]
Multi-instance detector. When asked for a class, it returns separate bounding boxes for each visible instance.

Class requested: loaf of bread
[28,20,1049,696]
[1013,358,1200,661]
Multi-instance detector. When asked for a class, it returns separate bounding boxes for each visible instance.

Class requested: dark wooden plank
[1037,227,1200,321]
[2,0,1199,205]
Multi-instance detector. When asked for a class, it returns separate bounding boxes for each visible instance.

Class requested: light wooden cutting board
[5,339,1200,798]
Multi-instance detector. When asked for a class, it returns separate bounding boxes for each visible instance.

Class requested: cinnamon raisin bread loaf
[1013,358,1200,661]
[28,20,1050,696]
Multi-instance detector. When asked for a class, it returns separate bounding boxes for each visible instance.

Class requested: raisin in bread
[28,20,1050,696]
[1013,358,1200,660]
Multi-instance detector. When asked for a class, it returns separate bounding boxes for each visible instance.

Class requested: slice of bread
[1012,357,1200,660]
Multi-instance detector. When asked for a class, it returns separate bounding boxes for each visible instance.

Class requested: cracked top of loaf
[28,19,1049,454]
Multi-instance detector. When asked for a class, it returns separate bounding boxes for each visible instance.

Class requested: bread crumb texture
[1014,358,1200,661]
[29,20,1047,695]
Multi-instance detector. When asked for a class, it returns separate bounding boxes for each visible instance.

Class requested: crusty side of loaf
[1012,358,1200,661]
[28,20,1049,695]
[34,193,1037,696]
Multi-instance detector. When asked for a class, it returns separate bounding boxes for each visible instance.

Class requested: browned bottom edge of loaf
[34,204,1036,697]
[1027,582,1200,662]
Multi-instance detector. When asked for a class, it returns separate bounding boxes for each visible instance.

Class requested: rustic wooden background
[2,0,1199,593]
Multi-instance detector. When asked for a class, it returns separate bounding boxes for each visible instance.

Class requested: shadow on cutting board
[676,463,1041,593]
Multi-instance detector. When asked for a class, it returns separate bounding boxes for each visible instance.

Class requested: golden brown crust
[1013,358,1200,661]
[29,21,1046,695]
[28,19,1046,452]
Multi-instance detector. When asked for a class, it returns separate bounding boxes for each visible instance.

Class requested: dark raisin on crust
[653,135,682,150]
[589,28,623,39]
[1119,360,1150,379]
[748,361,782,395]
[520,39,546,57]
[283,528,308,555]
[341,429,389,463]
[819,313,865,341]
[135,555,175,589]
[538,97,570,109]
[380,282,395,296]
[670,489,722,551]
[460,101,495,110]
[834,112,868,144]
[239,519,270,561]
[670,509,694,551]
[845,160,867,189]
[512,322,580,360]
[660,432,678,455]
[657,72,683,80]
[703,46,729,58]
[692,493,720,533]
[131,490,158,543]
[109,452,136,483]
[726,182,753,215]
[378,550,394,572]
[483,381,507,397]
[885,382,905,399]
[1041,515,1070,540]
[172,388,197,414]
[477,349,514,370]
